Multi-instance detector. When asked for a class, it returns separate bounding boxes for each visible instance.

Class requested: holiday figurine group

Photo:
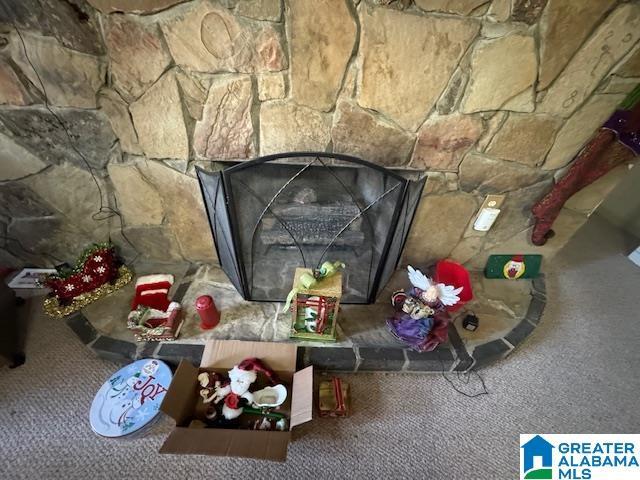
[197,358,288,431]
[127,274,183,341]
[387,261,472,352]
[43,243,132,318]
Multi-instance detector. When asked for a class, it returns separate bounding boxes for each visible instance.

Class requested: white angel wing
[436,284,463,306]
[407,265,432,290]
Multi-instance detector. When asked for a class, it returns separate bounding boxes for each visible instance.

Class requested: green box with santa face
[289,268,341,342]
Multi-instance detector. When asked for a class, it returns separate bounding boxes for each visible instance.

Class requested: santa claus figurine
[199,358,286,421]
[127,274,182,341]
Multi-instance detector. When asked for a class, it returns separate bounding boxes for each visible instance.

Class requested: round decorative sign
[89,358,172,438]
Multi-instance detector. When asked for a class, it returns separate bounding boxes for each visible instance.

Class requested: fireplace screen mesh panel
[196,153,425,304]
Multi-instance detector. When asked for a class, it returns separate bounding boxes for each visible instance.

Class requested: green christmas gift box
[287,263,343,342]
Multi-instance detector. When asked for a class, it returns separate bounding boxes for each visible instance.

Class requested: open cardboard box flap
[200,339,297,371]
[159,340,313,461]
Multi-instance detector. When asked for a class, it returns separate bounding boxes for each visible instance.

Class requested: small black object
[462,314,479,331]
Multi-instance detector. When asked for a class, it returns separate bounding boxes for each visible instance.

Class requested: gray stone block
[157,343,204,367]
[185,263,200,277]
[65,312,98,345]
[453,355,474,372]
[505,318,536,347]
[308,347,356,371]
[405,346,455,372]
[532,274,546,300]
[91,336,136,364]
[525,296,546,325]
[472,339,512,368]
[447,323,473,361]
[137,342,159,360]
[171,282,190,304]
[358,347,405,371]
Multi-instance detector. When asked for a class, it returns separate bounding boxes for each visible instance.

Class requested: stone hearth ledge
[68,263,546,373]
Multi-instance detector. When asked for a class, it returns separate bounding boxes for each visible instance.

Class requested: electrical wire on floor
[0,2,136,260]
[437,349,489,398]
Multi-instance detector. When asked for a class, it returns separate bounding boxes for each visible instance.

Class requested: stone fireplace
[0,0,638,280]
[196,153,425,302]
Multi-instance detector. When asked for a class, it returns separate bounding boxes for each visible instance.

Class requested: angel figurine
[407,265,463,308]
[386,264,467,352]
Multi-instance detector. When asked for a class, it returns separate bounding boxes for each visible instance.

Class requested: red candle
[196,295,220,330]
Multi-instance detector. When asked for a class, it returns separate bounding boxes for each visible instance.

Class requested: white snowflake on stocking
[82,274,92,283]
[95,266,106,274]
[93,255,103,263]
[64,284,75,292]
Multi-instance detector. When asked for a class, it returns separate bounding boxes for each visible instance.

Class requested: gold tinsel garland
[43,265,134,318]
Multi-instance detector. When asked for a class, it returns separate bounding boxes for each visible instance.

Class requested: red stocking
[531,130,620,245]
[532,103,640,245]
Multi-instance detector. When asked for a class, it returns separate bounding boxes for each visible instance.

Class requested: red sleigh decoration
[43,243,133,318]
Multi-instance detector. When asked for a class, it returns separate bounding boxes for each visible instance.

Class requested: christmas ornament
[127,274,183,341]
[43,243,132,318]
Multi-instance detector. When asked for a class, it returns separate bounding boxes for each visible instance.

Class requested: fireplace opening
[197,153,425,304]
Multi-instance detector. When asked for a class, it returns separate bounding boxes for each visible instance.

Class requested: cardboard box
[159,340,313,461]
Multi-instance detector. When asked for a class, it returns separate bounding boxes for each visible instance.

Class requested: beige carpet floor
[1,214,639,480]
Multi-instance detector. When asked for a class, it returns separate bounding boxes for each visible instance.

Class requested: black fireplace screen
[196,153,425,304]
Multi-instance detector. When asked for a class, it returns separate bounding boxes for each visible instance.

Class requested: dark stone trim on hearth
[74,275,546,372]
[184,262,201,278]
[171,281,191,304]
[90,336,136,364]
[137,341,159,359]
[306,347,357,371]
[470,275,547,369]
[405,346,455,372]
[358,347,406,371]
[65,312,98,345]
[504,318,537,347]
[525,296,546,325]
[447,322,475,372]
[156,343,205,367]
[472,338,513,368]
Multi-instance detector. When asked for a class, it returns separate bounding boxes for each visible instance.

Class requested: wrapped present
[43,243,133,318]
[319,377,349,417]
[287,264,342,342]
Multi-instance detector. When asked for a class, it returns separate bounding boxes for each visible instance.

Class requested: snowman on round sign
[97,360,161,430]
